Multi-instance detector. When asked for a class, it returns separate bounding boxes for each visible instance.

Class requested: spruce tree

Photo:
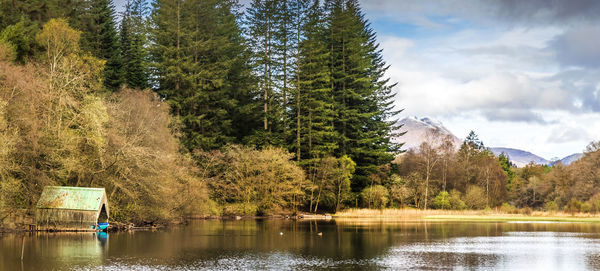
[290,0,336,161]
[245,0,285,146]
[151,0,257,151]
[80,0,122,90]
[326,0,401,190]
[273,0,296,140]
[120,0,148,89]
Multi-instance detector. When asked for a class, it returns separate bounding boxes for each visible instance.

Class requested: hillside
[489,147,550,167]
[551,153,584,166]
[397,116,462,151]
[396,116,583,167]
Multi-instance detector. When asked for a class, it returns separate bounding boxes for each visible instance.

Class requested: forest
[0,0,599,227]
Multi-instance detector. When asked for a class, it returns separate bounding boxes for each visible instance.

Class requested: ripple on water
[376,231,600,270]
[76,252,379,271]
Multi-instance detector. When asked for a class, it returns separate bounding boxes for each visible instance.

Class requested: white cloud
[374,7,600,158]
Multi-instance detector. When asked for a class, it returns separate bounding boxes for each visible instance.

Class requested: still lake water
[3,219,600,270]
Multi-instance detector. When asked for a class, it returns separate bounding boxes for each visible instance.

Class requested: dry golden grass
[333,208,600,222]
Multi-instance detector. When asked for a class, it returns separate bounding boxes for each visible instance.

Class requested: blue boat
[97,222,109,231]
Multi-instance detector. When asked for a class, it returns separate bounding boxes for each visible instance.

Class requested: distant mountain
[396,116,584,168]
[490,147,550,167]
[396,116,462,151]
[551,153,584,166]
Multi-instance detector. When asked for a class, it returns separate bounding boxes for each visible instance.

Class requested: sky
[115,0,599,159]
[358,0,600,159]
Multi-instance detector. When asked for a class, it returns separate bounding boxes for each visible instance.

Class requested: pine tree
[80,0,122,90]
[272,0,296,141]
[245,0,280,146]
[151,0,257,151]
[326,0,401,190]
[120,0,148,89]
[0,0,87,30]
[290,0,336,161]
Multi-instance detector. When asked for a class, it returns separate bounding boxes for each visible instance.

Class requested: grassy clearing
[333,208,600,223]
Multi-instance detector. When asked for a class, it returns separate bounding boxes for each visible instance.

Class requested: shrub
[449,189,466,210]
[545,201,559,212]
[0,18,37,63]
[586,194,600,213]
[520,207,533,215]
[464,186,487,209]
[500,203,518,214]
[222,203,258,216]
[0,41,15,62]
[198,145,308,216]
[433,191,451,209]
[581,203,592,213]
[361,185,389,209]
[565,199,582,214]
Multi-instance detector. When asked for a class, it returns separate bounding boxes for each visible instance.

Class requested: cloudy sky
[358,0,600,159]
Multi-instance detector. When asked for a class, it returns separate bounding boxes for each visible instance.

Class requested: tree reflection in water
[2,219,600,270]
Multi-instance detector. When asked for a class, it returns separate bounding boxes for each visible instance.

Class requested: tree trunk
[314,186,322,213]
[175,0,180,91]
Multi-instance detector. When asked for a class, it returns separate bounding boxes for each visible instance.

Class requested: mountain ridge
[396,116,583,167]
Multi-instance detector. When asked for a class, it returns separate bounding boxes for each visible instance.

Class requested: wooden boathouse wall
[36,186,109,231]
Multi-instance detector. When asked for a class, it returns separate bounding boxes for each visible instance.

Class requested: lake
[3,219,600,270]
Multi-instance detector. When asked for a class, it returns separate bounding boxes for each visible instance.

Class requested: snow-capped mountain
[395,116,584,167]
[550,153,584,166]
[396,116,462,151]
[489,147,550,168]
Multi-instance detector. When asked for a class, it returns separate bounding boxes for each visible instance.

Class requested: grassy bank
[333,208,600,222]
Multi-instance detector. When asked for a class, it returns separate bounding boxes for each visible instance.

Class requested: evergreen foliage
[325,0,400,190]
[120,0,148,89]
[80,0,123,90]
[244,0,282,146]
[150,0,256,151]
[291,0,336,161]
[0,17,38,63]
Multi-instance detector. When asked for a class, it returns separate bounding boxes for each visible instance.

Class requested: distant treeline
[396,130,600,213]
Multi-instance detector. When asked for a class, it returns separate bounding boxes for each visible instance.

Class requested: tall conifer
[81,0,122,90]
[326,0,401,190]
[150,0,256,151]
[245,0,281,146]
[120,0,148,89]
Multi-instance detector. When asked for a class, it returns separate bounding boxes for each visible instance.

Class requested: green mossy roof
[36,186,107,211]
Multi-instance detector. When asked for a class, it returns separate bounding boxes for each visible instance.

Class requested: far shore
[333,208,600,223]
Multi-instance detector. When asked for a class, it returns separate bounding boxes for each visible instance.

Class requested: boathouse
[36,186,109,231]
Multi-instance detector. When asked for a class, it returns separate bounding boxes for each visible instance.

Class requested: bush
[500,203,518,214]
[586,194,600,213]
[565,199,582,214]
[449,189,467,210]
[198,145,308,216]
[0,18,37,63]
[361,185,389,209]
[520,207,533,215]
[0,41,15,62]
[433,191,450,209]
[222,203,258,216]
[581,203,592,213]
[545,201,559,212]
[464,186,487,209]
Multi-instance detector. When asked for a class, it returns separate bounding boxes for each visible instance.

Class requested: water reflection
[2,220,600,270]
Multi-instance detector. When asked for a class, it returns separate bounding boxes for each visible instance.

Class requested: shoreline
[333,208,600,223]
[0,213,334,234]
[5,209,600,234]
